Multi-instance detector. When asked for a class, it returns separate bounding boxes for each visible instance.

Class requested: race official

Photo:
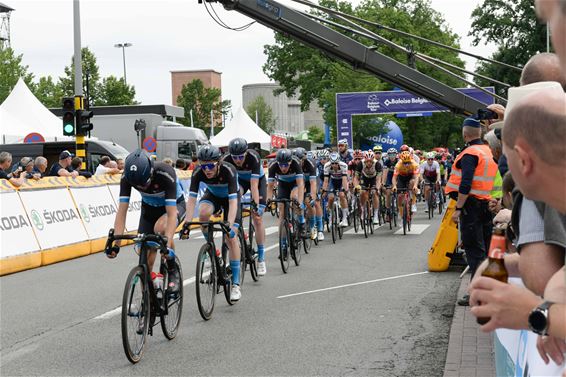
[445,117,498,306]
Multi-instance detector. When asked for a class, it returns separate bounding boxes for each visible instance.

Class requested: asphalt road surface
[1,201,461,376]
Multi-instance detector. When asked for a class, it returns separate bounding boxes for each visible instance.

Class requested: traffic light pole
[73,0,86,170]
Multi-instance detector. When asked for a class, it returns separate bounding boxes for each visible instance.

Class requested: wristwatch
[528,301,554,335]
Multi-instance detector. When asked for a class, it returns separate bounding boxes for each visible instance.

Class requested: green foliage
[469,0,547,97]
[33,76,64,108]
[176,79,231,130]
[0,47,35,103]
[58,47,104,105]
[245,96,276,134]
[262,0,466,150]
[98,76,138,106]
[307,126,325,143]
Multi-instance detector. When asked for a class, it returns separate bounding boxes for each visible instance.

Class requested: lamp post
[114,42,132,84]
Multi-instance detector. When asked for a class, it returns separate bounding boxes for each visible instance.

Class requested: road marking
[344,224,383,235]
[393,224,430,235]
[277,271,429,299]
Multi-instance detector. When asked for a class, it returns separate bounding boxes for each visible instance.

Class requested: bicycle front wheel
[161,256,183,340]
[279,220,290,273]
[196,243,216,320]
[121,266,149,364]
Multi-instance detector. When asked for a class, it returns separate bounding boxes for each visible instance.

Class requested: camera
[477,108,499,121]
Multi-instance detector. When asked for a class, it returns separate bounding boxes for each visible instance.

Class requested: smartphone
[477,109,499,120]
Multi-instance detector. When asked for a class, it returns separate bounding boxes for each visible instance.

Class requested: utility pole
[73,0,86,170]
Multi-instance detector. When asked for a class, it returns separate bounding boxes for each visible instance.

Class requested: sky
[8,0,497,112]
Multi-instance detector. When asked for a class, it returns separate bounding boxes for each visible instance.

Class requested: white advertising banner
[70,186,118,239]
[19,188,88,250]
[0,191,41,258]
[106,184,142,232]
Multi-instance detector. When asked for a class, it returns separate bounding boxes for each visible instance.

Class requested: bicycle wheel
[195,243,216,320]
[403,196,409,235]
[247,223,259,282]
[353,199,359,233]
[238,232,246,287]
[161,256,183,340]
[438,192,444,215]
[392,196,398,228]
[121,266,149,364]
[428,191,433,220]
[362,203,368,238]
[336,205,344,240]
[292,222,302,266]
[279,219,290,273]
[330,205,337,244]
[368,201,375,235]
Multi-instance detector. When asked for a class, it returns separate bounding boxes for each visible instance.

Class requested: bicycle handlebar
[179,220,232,240]
[105,228,168,251]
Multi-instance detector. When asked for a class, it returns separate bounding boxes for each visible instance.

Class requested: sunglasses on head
[231,153,246,161]
[201,162,217,171]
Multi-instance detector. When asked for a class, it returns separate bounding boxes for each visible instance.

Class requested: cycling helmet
[293,147,307,160]
[353,149,363,159]
[329,152,340,163]
[276,149,293,164]
[364,151,375,160]
[228,137,248,155]
[198,145,221,161]
[124,149,154,187]
[426,152,435,159]
[387,148,397,155]
[415,149,422,156]
[319,149,330,159]
[338,139,348,147]
[400,144,409,152]
[400,151,412,163]
[373,145,383,153]
[306,151,314,159]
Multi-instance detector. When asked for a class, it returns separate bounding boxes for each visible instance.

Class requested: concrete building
[242,83,324,136]
[170,69,222,106]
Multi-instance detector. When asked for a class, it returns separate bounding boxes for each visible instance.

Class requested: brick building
[170,69,222,106]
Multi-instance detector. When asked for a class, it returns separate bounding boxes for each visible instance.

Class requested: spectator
[95,156,121,175]
[188,156,198,171]
[31,156,48,179]
[49,150,78,177]
[0,152,25,187]
[12,157,34,179]
[116,158,125,171]
[484,126,504,214]
[162,157,173,167]
[71,157,92,178]
[175,158,186,170]
[108,160,118,169]
[535,0,566,77]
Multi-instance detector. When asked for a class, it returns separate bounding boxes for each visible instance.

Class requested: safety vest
[445,144,498,200]
[490,170,503,199]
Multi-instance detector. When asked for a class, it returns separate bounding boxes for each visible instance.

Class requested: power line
[202,1,255,31]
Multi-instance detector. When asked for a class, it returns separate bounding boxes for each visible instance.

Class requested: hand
[299,202,306,210]
[493,209,512,226]
[179,223,191,240]
[487,104,506,121]
[392,186,397,192]
[228,223,239,239]
[105,245,120,259]
[71,170,79,177]
[451,209,460,224]
[256,204,266,216]
[488,199,502,214]
[32,173,41,180]
[536,335,566,365]
[354,185,361,192]
[469,277,543,332]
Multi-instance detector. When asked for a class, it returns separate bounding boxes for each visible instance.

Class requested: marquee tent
[0,78,64,143]
[210,107,271,150]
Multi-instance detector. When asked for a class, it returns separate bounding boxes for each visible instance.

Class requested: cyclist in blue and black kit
[222,138,268,276]
[293,147,324,241]
[382,147,399,222]
[185,145,243,302]
[267,149,306,238]
[108,149,185,293]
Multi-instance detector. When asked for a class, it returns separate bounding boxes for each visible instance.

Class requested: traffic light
[62,97,75,136]
[76,109,94,134]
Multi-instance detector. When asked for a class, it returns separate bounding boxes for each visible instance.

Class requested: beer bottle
[477,226,509,325]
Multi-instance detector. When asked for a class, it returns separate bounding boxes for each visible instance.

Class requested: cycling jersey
[316,161,326,182]
[268,158,303,184]
[394,160,419,177]
[119,162,183,207]
[357,159,382,179]
[323,161,348,181]
[383,158,399,185]
[301,158,318,195]
[222,150,265,183]
[339,150,353,165]
[189,162,239,200]
[420,161,440,178]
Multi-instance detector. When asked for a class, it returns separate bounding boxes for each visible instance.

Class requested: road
[1,202,461,376]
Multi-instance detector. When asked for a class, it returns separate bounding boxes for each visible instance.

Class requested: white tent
[0,78,64,144]
[210,107,271,150]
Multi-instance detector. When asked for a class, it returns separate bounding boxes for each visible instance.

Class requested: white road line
[393,224,430,235]
[344,225,383,235]
[277,271,429,299]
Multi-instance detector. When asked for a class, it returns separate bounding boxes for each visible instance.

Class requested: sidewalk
[443,276,496,377]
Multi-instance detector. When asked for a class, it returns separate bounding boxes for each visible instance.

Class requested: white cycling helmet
[338,139,348,147]
[426,152,435,159]
[319,149,330,159]
[329,152,340,163]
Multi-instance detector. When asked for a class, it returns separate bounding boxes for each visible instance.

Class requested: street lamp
[114,42,133,84]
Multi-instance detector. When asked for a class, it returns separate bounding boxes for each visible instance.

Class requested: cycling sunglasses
[201,162,217,171]
[278,162,290,168]
[231,153,246,161]
[427,158,433,161]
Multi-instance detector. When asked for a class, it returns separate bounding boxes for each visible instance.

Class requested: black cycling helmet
[197,145,221,161]
[293,147,307,160]
[228,137,248,155]
[276,149,293,164]
[124,149,154,187]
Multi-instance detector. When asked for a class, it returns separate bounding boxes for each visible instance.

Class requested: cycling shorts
[138,197,186,235]
[360,176,377,189]
[199,190,242,226]
[328,178,343,193]
[424,176,437,186]
[239,176,267,206]
[277,181,298,200]
[397,175,413,191]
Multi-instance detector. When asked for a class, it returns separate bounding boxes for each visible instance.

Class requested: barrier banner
[106,184,142,232]
[0,191,41,258]
[18,188,89,250]
[70,186,119,239]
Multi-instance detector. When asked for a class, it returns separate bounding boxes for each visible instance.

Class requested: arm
[185,196,197,224]
[544,267,566,303]
[310,177,317,198]
[296,177,305,206]
[227,198,238,227]
[250,178,260,206]
[112,202,129,247]
[267,179,275,202]
[164,205,177,248]
[519,243,565,296]
[57,168,74,177]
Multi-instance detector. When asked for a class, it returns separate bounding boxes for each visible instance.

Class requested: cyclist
[353,150,382,224]
[392,151,420,213]
[348,149,364,178]
[399,144,410,153]
[107,148,185,294]
[420,152,441,212]
[382,148,398,221]
[267,149,306,239]
[337,139,353,165]
[436,153,448,188]
[222,138,268,276]
[293,147,323,241]
[372,145,385,164]
[322,152,349,227]
[185,145,243,301]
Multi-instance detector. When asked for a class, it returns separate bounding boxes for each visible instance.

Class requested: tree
[469,0,547,97]
[0,48,35,103]
[98,76,138,106]
[58,47,104,105]
[176,79,231,130]
[245,96,276,134]
[307,126,325,143]
[32,76,63,108]
[263,0,467,149]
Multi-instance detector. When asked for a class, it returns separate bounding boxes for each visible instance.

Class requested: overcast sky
[9,0,496,112]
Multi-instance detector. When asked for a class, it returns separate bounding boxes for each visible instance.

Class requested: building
[242,83,324,136]
[170,69,222,106]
